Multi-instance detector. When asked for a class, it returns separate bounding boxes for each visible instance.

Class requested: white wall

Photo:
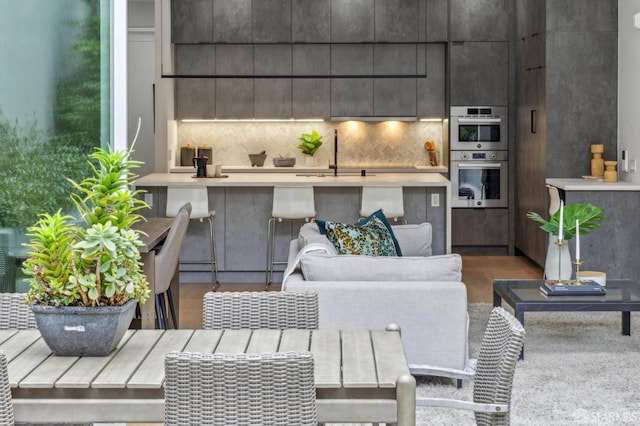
[618,0,640,183]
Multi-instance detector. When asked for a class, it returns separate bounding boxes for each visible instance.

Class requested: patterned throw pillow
[323,215,398,256]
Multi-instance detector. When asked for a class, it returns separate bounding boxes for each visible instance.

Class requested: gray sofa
[282,222,470,378]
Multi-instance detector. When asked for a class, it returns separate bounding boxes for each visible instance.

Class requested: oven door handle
[457,162,502,168]
[457,118,502,124]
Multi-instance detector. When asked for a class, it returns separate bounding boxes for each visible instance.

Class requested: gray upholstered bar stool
[266,185,316,286]
[359,185,406,223]
[166,186,220,287]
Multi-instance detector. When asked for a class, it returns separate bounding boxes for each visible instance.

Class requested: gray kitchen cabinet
[452,208,509,253]
[172,0,213,44]
[214,45,254,118]
[513,0,618,267]
[174,45,216,119]
[449,41,509,106]
[224,188,273,271]
[331,0,374,42]
[417,43,445,118]
[330,44,374,117]
[374,0,420,42]
[426,0,448,42]
[254,45,292,118]
[252,0,291,43]
[292,45,331,118]
[213,0,252,43]
[373,44,418,116]
[292,0,331,42]
[449,0,513,42]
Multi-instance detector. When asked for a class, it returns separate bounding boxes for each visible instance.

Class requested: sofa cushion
[391,223,432,257]
[300,253,462,282]
[297,223,338,254]
[322,216,398,256]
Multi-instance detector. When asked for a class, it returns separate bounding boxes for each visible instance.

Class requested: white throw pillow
[300,253,462,282]
[391,223,432,256]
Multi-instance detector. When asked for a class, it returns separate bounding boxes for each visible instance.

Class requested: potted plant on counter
[22,147,150,356]
[527,202,603,280]
[297,130,323,166]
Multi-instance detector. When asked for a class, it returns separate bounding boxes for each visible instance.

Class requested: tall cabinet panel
[254,45,292,118]
[331,0,375,42]
[449,0,512,41]
[252,0,292,43]
[292,45,331,118]
[373,44,418,116]
[175,46,216,118]
[417,43,445,118]
[513,0,618,266]
[215,45,254,118]
[449,41,509,106]
[331,45,374,117]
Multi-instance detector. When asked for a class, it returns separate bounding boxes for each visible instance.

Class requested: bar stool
[266,185,316,286]
[359,185,406,223]
[166,186,220,287]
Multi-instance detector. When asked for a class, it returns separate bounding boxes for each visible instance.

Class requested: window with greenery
[0,0,113,292]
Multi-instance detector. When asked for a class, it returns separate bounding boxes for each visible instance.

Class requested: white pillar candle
[558,200,564,240]
[575,219,580,261]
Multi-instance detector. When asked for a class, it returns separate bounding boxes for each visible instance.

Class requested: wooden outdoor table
[1,328,415,425]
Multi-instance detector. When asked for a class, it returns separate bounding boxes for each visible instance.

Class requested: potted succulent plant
[22,147,150,356]
[297,130,323,166]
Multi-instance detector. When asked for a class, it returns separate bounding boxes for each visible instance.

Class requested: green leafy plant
[527,202,603,240]
[297,130,323,156]
[22,147,150,307]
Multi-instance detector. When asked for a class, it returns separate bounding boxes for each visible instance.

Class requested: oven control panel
[450,151,508,161]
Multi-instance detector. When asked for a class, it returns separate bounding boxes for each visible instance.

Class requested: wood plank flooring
[177,255,543,329]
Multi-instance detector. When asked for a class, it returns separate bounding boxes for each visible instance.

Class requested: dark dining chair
[416,306,525,426]
[202,290,319,330]
[164,351,317,426]
[0,293,37,330]
[154,202,191,329]
[0,351,14,426]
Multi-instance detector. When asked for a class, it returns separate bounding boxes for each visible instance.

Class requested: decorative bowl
[273,157,296,167]
[248,153,267,167]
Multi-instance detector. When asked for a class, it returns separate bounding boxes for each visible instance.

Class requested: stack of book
[540,280,606,296]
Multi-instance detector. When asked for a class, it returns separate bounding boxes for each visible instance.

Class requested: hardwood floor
[177,255,543,329]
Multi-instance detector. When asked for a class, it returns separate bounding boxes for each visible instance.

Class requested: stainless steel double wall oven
[450,106,508,208]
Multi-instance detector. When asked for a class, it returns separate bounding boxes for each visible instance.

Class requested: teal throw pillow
[357,209,402,256]
[323,215,398,256]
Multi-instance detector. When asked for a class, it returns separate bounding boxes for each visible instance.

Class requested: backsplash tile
[176,121,445,168]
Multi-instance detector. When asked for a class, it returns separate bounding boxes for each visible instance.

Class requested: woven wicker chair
[0,351,14,426]
[416,306,525,425]
[0,293,36,330]
[202,291,319,329]
[164,351,317,426]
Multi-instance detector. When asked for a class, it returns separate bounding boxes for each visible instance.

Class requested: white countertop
[135,172,450,188]
[546,178,640,191]
[169,165,449,174]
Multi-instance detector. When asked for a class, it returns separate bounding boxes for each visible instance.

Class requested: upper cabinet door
[213,0,252,43]
[331,0,374,42]
[292,0,331,42]
[172,0,214,43]
[449,0,513,41]
[252,0,292,43]
[374,0,420,42]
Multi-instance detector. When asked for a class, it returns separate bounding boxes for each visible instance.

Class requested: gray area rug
[330,303,640,426]
[416,303,640,425]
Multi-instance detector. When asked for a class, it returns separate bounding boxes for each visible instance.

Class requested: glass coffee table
[493,279,640,359]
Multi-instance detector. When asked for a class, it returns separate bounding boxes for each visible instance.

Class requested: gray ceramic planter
[31,299,136,356]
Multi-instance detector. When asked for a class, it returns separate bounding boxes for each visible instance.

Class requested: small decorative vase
[604,161,617,182]
[305,156,316,167]
[590,144,604,177]
[544,234,572,281]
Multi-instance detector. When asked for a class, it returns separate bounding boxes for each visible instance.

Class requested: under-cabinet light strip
[180,118,325,123]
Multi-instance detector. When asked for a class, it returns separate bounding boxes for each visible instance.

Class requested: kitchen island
[135,172,450,284]
[546,178,640,282]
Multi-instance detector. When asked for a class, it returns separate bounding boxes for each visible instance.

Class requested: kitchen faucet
[329,129,338,176]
